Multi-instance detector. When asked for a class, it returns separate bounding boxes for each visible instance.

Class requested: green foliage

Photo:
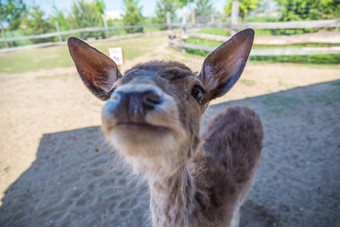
[0,29,32,48]
[50,5,70,31]
[224,0,260,19]
[277,0,339,21]
[122,0,144,33]
[243,15,279,22]
[24,4,54,43]
[175,0,194,7]
[154,0,177,29]
[276,0,340,35]
[68,0,104,39]
[0,0,27,29]
[94,0,105,15]
[195,0,212,17]
[106,19,127,36]
[154,0,176,30]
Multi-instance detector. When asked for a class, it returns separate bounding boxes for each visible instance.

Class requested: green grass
[331,81,340,87]
[240,79,256,86]
[34,73,72,80]
[252,43,337,49]
[262,95,302,113]
[249,54,340,64]
[4,166,10,173]
[0,35,162,74]
[307,81,340,103]
[186,38,222,47]
[0,47,74,74]
[197,28,230,36]
[194,27,275,37]
[187,38,337,49]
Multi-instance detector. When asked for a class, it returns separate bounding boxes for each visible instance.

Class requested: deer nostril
[143,90,162,107]
[111,95,119,100]
[110,90,122,102]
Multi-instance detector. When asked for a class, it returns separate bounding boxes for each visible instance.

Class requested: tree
[275,0,339,35]
[68,0,104,39]
[277,0,339,21]
[154,0,177,28]
[195,0,212,17]
[24,3,54,43]
[0,0,27,29]
[224,0,260,19]
[94,0,105,15]
[175,0,195,8]
[50,5,69,30]
[122,0,144,33]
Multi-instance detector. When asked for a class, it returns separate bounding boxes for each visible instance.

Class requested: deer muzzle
[101,83,169,132]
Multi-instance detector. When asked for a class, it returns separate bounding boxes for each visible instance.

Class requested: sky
[23,0,226,18]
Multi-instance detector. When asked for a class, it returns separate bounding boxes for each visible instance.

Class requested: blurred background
[0,0,339,64]
[0,1,339,227]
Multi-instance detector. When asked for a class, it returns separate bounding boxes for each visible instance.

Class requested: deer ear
[68,37,122,101]
[199,29,254,102]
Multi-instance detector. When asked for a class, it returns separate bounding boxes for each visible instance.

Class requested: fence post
[192,9,195,24]
[181,6,188,53]
[101,15,109,38]
[55,21,62,42]
[211,9,215,24]
[1,23,9,48]
[268,0,273,17]
[182,6,188,35]
[166,11,172,30]
[231,0,239,35]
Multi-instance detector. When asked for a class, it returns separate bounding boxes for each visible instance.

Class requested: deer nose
[143,89,162,108]
[110,88,163,110]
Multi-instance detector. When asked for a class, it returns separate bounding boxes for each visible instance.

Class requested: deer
[68,28,263,227]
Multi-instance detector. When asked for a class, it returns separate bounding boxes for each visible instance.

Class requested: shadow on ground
[1,80,339,227]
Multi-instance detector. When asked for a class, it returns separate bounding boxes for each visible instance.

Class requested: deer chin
[103,119,190,177]
[105,122,185,157]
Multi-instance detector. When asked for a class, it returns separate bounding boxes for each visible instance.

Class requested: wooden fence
[168,38,340,56]
[1,13,339,56]
[0,23,182,53]
[168,18,340,56]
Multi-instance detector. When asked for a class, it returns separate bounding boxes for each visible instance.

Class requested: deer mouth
[115,122,168,132]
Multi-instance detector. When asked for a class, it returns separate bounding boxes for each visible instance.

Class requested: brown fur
[68,29,263,226]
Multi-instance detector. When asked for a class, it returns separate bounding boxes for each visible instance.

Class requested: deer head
[68,29,254,178]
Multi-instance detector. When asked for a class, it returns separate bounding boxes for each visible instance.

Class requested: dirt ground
[0,35,339,226]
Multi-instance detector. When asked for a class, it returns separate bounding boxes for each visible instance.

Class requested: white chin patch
[107,128,187,177]
[108,128,177,157]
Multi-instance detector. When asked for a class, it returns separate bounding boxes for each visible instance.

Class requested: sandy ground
[0,35,340,226]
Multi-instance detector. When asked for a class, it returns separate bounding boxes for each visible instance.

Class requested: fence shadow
[0,80,339,227]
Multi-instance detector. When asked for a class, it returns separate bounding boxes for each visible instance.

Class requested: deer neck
[148,166,195,226]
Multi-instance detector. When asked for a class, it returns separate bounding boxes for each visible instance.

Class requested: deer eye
[191,85,204,104]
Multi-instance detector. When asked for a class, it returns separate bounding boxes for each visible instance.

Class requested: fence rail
[1,16,339,56]
[169,17,340,57]
[0,19,338,43]
[181,19,340,29]
[187,32,340,45]
[168,39,340,56]
[0,30,170,54]
[0,23,181,43]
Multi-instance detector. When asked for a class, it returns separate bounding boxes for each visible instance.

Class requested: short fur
[68,29,263,227]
